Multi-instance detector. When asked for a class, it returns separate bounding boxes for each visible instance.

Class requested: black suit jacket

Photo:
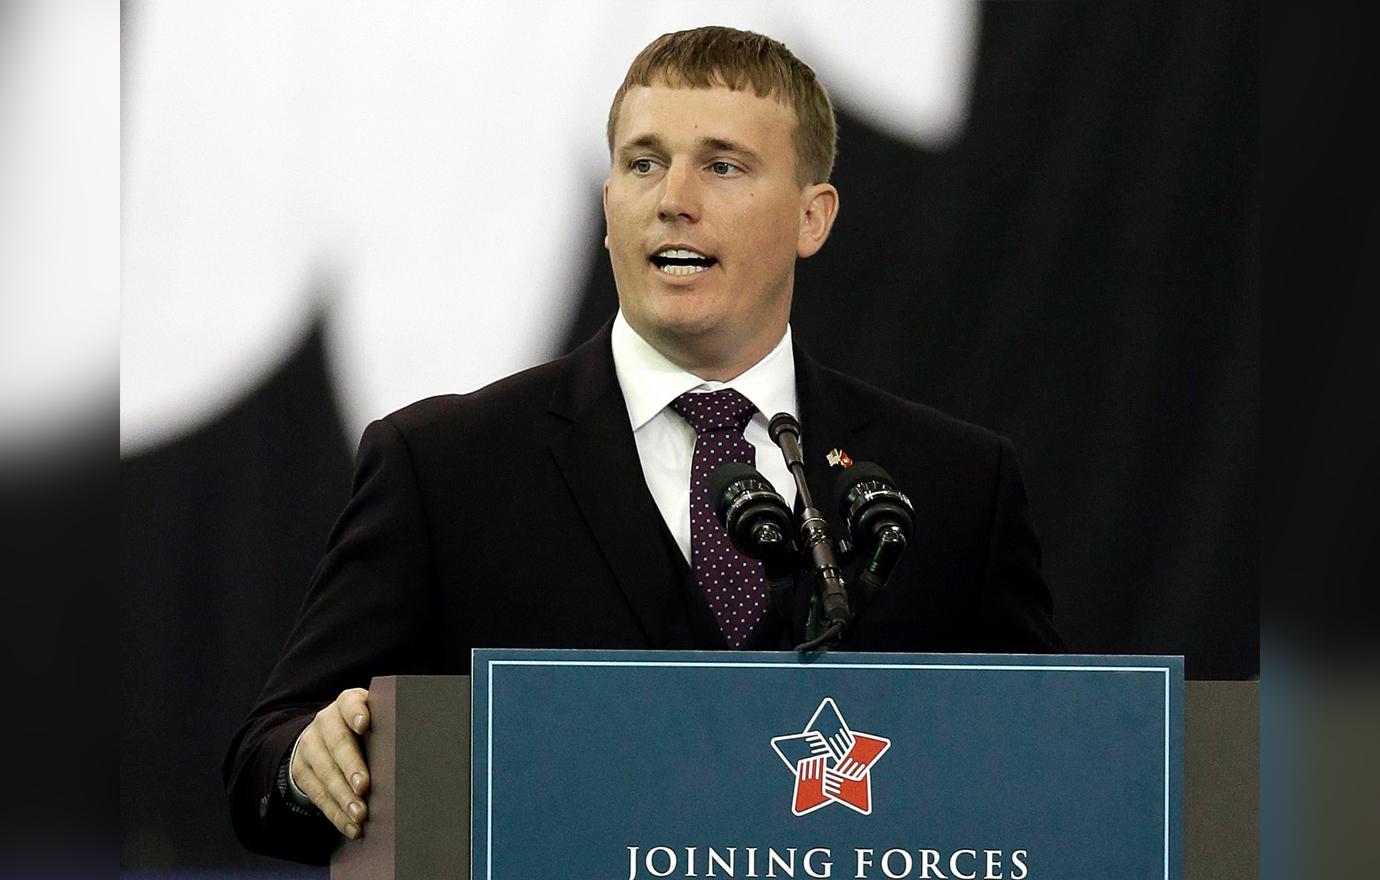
[224,324,1062,863]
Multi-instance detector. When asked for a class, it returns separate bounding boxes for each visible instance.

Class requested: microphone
[707,462,792,560]
[767,413,851,651]
[768,412,806,470]
[835,462,915,596]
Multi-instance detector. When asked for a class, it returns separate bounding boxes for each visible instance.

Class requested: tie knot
[670,388,757,435]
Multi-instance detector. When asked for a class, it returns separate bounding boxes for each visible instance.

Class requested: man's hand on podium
[290,687,371,839]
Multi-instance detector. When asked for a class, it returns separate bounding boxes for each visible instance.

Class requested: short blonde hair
[607,26,838,185]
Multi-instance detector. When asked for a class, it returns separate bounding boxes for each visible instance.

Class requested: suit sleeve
[223,417,439,864]
[976,436,1065,653]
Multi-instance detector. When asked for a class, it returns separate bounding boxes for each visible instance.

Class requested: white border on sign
[481,659,1175,880]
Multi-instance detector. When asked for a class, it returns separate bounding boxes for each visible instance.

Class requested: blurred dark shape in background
[1,415,117,879]
[1264,4,1380,880]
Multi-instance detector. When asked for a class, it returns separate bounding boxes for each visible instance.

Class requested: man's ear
[602,178,611,250]
[797,183,840,258]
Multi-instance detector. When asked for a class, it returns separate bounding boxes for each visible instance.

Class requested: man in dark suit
[225,26,1062,865]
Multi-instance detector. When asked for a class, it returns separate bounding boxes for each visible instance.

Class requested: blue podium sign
[472,650,1183,880]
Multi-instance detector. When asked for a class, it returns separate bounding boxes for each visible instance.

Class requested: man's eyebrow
[616,134,765,166]
[699,137,763,165]
[617,134,668,159]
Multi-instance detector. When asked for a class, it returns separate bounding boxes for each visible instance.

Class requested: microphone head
[707,461,761,513]
[836,461,915,545]
[834,461,894,500]
[706,462,793,560]
[768,412,801,444]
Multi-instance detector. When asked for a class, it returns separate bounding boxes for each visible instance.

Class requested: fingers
[338,687,371,738]
[309,737,367,828]
[291,688,372,839]
[836,756,867,780]
[822,767,844,796]
[327,694,371,797]
[797,754,827,781]
[827,729,855,762]
[293,728,361,838]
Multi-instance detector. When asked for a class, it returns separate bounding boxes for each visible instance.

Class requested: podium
[331,651,1255,880]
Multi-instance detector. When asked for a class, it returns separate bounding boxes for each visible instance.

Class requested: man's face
[603,82,836,376]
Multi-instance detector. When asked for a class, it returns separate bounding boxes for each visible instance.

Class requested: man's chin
[624,305,721,350]
[646,304,723,339]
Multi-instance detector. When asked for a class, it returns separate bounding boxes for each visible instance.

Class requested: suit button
[259,793,270,819]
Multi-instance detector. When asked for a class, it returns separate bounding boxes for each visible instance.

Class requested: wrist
[276,730,318,814]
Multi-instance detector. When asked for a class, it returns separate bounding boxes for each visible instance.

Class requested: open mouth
[649,247,718,277]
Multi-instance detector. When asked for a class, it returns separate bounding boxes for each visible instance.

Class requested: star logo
[770,698,891,816]
[826,448,854,468]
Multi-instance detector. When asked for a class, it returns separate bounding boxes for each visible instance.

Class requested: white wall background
[0,0,118,457]
[117,0,979,454]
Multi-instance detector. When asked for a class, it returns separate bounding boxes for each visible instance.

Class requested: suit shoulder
[373,356,567,439]
[820,363,1007,454]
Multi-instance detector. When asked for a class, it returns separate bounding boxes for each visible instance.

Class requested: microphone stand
[768,414,851,652]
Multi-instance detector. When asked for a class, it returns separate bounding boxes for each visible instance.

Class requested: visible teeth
[658,263,709,276]
[656,248,708,260]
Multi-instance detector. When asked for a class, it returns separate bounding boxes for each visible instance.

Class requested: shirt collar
[611,310,798,431]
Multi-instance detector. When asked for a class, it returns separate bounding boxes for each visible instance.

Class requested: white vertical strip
[1164,668,1171,880]
[486,659,494,880]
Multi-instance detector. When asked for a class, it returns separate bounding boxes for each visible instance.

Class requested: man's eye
[631,158,655,173]
[710,161,740,176]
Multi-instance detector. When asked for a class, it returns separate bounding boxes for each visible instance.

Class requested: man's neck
[627,325,788,383]
[610,310,797,434]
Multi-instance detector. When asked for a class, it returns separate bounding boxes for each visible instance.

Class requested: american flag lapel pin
[826,448,854,468]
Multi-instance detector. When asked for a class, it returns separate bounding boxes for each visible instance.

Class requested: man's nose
[656,163,700,223]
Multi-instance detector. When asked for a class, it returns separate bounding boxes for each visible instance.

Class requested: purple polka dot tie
[669,388,769,649]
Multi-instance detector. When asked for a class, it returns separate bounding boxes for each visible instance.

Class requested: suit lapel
[791,347,874,643]
[548,325,695,648]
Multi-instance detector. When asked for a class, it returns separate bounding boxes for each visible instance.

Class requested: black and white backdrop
[111,1,1256,871]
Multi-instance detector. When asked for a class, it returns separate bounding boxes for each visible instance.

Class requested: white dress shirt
[610,310,799,564]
